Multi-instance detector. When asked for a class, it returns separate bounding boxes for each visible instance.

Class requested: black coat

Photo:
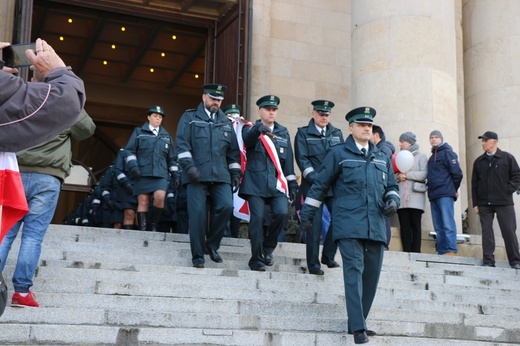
[471,148,520,207]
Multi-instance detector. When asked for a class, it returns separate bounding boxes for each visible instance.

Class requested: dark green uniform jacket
[239,120,297,198]
[294,119,343,196]
[175,102,241,184]
[301,135,399,243]
[125,123,177,179]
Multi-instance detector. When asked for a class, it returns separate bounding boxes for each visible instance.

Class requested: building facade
[2,0,520,245]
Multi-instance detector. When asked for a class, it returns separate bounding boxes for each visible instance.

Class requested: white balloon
[395,150,414,173]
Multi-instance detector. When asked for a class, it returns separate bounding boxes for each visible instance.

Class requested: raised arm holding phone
[0,38,86,152]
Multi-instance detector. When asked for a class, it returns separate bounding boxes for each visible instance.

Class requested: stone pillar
[0,0,15,42]
[463,0,520,235]
[351,0,463,234]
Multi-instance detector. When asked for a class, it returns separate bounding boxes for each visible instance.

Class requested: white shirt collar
[315,124,325,134]
[149,125,159,134]
[355,142,369,152]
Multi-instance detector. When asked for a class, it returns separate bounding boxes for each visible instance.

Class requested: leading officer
[299,107,399,344]
[175,84,241,268]
[294,100,344,275]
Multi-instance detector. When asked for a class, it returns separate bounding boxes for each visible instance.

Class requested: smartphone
[2,42,36,68]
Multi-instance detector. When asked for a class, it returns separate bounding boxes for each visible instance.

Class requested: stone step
[2,225,520,345]
[0,323,514,345]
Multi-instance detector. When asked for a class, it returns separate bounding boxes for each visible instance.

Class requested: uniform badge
[224,132,228,137]
[165,144,169,149]
[280,147,284,154]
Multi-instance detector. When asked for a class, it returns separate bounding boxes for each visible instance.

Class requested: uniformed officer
[294,100,344,275]
[175,84,241,268]
[222,103,244,238]
[239,95,298,271]
[299,107,399,344]
[125,105,178,232]
[112,148,140,230]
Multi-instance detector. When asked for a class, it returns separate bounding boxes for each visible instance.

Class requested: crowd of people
[2,39,520,344]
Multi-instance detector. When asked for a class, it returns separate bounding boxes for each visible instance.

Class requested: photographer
[0,39,85,152]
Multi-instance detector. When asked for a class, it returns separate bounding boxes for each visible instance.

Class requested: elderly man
[471,131,520,269]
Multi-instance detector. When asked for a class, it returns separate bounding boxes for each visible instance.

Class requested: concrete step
[1,224,520,345]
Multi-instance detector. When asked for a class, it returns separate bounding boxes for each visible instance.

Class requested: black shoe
[207,249,223,263]
[348,329,376,336]
[193,263,204,268]
[511,263,520,269]
[250,265,266,272]
[309,268,324,275]
[482,263,495,267]
[264,253,274,266]
[321,256,340,268]
[353,330,369,344]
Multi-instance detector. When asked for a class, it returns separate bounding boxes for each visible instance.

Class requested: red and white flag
[0,152,28,244]
[231,118,250,221]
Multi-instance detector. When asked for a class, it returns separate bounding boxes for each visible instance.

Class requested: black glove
[171,171,181,189]
[122,180,134,195]
[288,181,298,202]
[90,205,99,225]
[186,166,200,183]
[295,220,311,243]
[257,124,272,134]
[232,176,240,193]
[103,195,115,211]
[131,168,141,180]
[306,171,317,184]
[384,199,398,217]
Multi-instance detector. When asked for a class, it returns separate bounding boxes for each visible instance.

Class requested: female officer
[125,106,178,231]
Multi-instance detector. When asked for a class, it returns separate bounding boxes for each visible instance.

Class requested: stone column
[0,0,15,42]
[463,0,520,235]
[351,0,463,235]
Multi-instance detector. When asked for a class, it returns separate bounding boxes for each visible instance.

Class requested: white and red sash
[259,133,289,197]
[0,153,29,244]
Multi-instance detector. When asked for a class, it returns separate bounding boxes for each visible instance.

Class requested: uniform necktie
[211,113,215,122]
[361,148,367,157]
[152,128,157,135]
[321,129,325,137]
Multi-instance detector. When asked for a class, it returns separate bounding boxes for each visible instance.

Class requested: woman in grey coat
[395,132,428,253]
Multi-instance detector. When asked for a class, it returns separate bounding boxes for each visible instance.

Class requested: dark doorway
[24,0,250,223]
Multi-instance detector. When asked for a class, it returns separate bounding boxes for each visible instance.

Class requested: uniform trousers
[337,238,384,333]
[187,182,232,265]
[479,205,520,266]
[307,199,337,271]
[247,195,288,269]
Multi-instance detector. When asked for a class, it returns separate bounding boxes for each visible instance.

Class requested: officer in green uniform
[239,95,298,271]
[299,107,399,344]
[294,100,344,275]
[175,84,241,268]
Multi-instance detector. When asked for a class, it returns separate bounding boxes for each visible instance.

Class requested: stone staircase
[1,224,519,345]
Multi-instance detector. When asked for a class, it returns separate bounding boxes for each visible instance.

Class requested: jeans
[430,196,458,254]
[0,173,61,293]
